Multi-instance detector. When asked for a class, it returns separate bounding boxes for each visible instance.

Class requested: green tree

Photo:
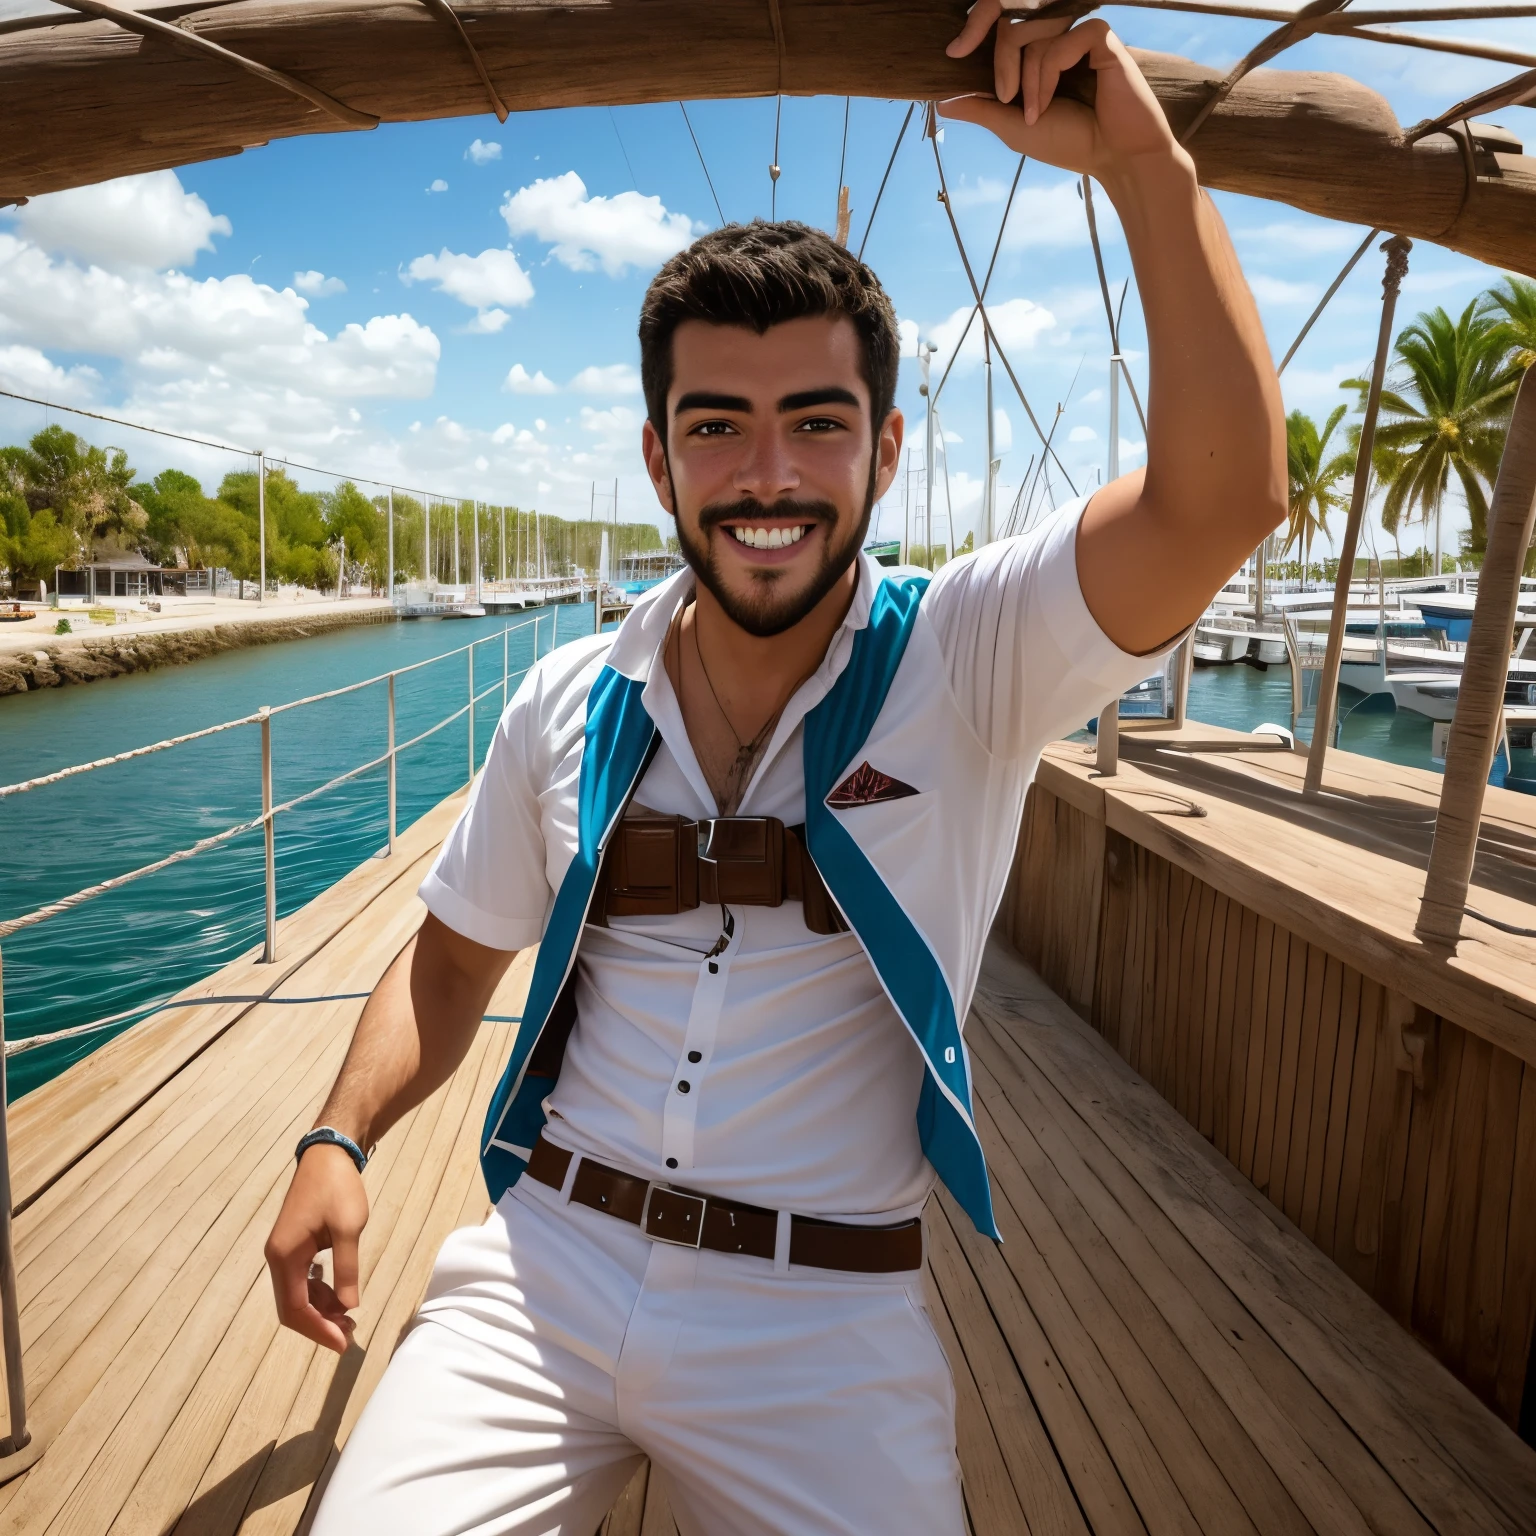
[1485,275,1536,375]
[1358,301,1518,558]
[324,482,385,589]
[137,468,254,573]
[14,425,147,558]
[1284,406,1354,574]
[0,506,72,592]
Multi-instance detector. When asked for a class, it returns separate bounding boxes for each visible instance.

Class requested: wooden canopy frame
[0,0,1532,277]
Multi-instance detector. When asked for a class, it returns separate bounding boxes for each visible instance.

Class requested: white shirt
[421,497,1159,1220]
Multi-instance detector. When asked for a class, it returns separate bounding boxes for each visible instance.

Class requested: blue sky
[0,2,1529,558]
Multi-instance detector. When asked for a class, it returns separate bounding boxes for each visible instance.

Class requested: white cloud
[1236,220,1367,258]
[1249,274,1317,306]
[992,407,1012,455]
[570,363,641,395]
[11,170,230,272]
[579,404,641,443]
[293,269,346,297]
[502,172,697,277]
[942,429,963,444]
[1068,424,1098,443]
[0,343,100,403]
[427,179,449,194]
[505,363,558,394]
[1001,180,1119,252]
[466,139,502,165]
[948,175,1009,209]
[897,318,920,360]
[465,308,511,334]
[403,248,534,325]
[925,297,1055,373]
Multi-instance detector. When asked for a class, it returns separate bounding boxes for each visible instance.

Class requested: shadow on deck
[0,800,1531,1533]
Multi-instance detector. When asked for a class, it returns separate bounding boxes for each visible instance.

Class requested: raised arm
[263,914,515,1351]
[943,6,1286,655]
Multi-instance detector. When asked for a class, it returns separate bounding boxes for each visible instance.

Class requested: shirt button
[688,1050,702,1063]
[708,961,718,974]
[666,1157,678,1169]
[677,1080,691,1093]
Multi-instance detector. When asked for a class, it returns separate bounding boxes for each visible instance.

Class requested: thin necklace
[692,611,783,757]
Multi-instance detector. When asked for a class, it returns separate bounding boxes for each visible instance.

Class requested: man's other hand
[265,1142,369,1353]
[940,6,1182,186]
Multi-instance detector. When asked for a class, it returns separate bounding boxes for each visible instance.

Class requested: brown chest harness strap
[590,812,848,935]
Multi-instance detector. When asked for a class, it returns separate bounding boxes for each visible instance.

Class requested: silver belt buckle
[641,1183,706,1248]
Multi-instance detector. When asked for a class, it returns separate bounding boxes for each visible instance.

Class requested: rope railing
[0,616,548,942]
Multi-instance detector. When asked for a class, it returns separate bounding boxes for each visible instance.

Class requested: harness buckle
[641,1184,707,1248]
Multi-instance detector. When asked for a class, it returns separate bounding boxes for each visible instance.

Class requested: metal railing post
[0,948,29,1459]
[467,645,476,783]
[387,672,397,856]
[260,707,277,963]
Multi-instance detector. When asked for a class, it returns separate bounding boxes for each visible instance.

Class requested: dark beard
[671,462,878,639]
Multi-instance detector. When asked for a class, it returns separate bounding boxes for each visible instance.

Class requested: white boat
[1387,671,1461,721]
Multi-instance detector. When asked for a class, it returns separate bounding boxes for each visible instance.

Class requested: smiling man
[269,11,1284,1533]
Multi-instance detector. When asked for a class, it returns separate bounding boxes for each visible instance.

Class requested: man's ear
[641,418,676,517]
[872,408,905,504]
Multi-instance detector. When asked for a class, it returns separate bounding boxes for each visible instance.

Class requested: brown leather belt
[591,813,847,934]
[526,1136,923,1274]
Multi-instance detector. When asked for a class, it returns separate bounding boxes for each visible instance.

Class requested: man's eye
[795,416,845,433]
[688,420,738,438]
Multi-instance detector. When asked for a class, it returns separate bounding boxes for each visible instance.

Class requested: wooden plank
[1312,965,1360,1263]
[1245,921,1287,1188]
[1411,1023,1468,1339]
[1262,936,1311,1210]
[1330,980,1383,1275]
[1495,1062,1536,1423]
[970,1096,1262,1535]
[923,1207,1070,1536]
[1280,945,1330,1227]
[966,1019,1385,1536]
[970,1058,1311,1536]
[1465,1047,1525,1401]
[1439,1034,1494,1376]
[601,1462,651,1536]
[1380,1061,1435,1330]
[1197,889,1229,1143]
[638,1468,679,1536]
[1297,955,1344,1242]
[8,797,466,1210]
[1345,988,1403,1293]
[977,947,1536,1535]
[1217,902,1255,1163]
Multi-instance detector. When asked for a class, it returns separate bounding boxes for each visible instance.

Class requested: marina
[1,0,1535,1527]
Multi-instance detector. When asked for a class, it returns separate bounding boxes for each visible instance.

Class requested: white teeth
[729,525,807,549]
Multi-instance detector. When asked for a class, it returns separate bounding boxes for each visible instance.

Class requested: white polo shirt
[421,496,1158,1221]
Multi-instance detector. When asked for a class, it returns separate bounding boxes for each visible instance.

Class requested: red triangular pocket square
[826,762,921,808]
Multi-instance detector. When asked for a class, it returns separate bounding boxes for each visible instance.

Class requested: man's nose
[732,428,800,502]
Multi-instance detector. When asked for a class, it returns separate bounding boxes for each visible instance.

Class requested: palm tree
[1285,406,1354,585]
[1357,301,1517,564]
[1485,274,1536,375]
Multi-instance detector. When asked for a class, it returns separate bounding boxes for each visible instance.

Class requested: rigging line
[771,93,783,219]
[1082,175,1148,437]
[836,97,851,201]
[679,102,726,226]
[608,107,639,190]
[930,127,1077,496]
[1278,225,1382,373]
[856,102,916,263]
[933,153,1027,406]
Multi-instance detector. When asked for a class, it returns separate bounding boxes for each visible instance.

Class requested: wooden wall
[1007,783,1536,1432]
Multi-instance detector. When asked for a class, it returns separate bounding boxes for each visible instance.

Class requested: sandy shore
[0,595,395,696]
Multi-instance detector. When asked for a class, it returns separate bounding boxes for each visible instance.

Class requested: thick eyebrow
[778,387,860,413]
[675,390,752,415]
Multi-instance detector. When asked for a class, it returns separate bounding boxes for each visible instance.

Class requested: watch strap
[296,1126,368,1174]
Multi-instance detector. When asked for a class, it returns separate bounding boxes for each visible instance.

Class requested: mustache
[697,497,838,533]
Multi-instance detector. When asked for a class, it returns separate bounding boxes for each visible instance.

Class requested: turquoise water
[0,605,601,1099]
[2,635,1528,1101]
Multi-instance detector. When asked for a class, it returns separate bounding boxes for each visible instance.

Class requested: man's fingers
[1026,29,1093,125]
[265,1230,319,1324]
[946,0,1002,58]
[330,1227,362,1311]
[937,94,1026,148]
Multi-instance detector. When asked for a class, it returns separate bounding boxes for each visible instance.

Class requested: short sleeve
[417,667,554,952]
[923,495,1178,759]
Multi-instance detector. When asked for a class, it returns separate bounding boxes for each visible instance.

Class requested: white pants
[312,1174,963,1535]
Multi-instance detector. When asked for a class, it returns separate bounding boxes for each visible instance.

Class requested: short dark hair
[639,220,901,437]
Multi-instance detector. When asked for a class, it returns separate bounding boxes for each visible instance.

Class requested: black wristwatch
[295,1126,369,1174]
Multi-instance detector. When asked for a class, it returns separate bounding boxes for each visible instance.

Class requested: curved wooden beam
[0,0,1530,276]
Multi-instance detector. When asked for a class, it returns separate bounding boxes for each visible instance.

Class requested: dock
[0,737,1533,1532]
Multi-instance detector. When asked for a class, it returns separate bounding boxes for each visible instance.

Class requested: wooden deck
[0,782,1532,1533]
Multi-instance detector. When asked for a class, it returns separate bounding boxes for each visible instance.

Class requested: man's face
[642,315,903,637]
